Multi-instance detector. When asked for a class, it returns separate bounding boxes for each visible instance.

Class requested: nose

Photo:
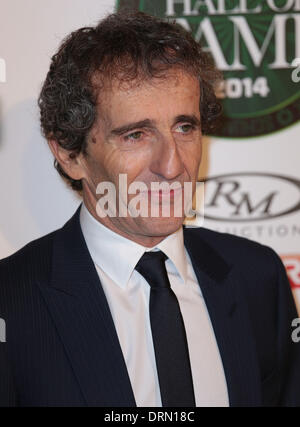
[149,133,184,181]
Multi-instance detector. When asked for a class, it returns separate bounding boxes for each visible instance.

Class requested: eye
[124,131,143,141]
[175,124,195,134]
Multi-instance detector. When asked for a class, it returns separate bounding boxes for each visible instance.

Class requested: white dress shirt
[80,203,229,407]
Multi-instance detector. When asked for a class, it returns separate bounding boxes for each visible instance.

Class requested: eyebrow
[175,115,201,127]
[110,119,154,136]
[110,114,201,136]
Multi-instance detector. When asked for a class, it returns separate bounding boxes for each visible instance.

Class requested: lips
[143,187,183,201]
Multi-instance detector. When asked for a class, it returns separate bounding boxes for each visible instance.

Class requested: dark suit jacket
[0,206,299,407]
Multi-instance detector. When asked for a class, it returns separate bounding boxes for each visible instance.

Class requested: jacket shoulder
[187,226,282,276]
[0,229,58,298]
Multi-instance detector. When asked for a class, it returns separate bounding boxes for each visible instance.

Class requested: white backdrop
[0,0,299,312]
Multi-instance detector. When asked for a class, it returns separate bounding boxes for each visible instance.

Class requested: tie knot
[135,251,169,289]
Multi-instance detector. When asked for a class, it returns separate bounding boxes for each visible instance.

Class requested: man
[0,11,299,407]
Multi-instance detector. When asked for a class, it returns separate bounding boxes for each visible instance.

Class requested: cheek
[180,140,202,177]
[120,151,153,186]
[89,143,152,184]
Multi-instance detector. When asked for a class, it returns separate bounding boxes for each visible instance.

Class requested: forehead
[96,69,201,126]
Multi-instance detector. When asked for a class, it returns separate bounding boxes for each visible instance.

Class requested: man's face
[80,68,202,246]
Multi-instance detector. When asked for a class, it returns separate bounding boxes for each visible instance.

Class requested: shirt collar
[80,203,188,288]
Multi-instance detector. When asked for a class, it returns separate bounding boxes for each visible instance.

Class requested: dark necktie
[135,250,196,407]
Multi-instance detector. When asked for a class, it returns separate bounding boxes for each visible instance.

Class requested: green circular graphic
[117,0,300,138]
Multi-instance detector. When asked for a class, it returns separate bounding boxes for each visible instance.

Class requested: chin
[139,216,185,237]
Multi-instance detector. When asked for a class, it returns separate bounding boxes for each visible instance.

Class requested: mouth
[141,186,184,202]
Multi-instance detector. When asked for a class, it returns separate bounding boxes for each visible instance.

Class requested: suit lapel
[184,228,262,407]
[38,206,136,407]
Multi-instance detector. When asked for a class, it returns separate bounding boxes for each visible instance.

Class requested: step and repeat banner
[0,0,299,311]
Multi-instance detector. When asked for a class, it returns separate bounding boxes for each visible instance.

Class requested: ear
[48,139,86,181]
